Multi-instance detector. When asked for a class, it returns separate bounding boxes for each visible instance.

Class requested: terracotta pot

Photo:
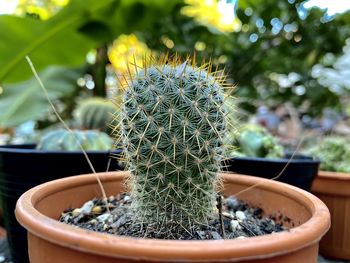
[15,172,330,263]
[311,170,350,260]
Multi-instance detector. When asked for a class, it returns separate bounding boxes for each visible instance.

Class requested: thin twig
[233,135,305,198]
[239,222,256,236]
[25,56,110,214]
[216,194,225,239]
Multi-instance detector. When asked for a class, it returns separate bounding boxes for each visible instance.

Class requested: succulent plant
[116,57,228,233]
[37,129,113,151]
[307,136,350,173]
[75,97,118,133]
[228,124,284,159]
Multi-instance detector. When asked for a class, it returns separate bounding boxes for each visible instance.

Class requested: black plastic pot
[0,144,122,263]
[225,154,319,191]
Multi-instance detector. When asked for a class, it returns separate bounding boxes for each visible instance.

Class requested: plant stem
[217,194,225,239]
[92,44,108,97]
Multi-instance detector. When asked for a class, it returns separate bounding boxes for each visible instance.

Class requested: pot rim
[318,170,350,180]
[15,171,330,262]
[0,144,121,155]
[230,155,319,164]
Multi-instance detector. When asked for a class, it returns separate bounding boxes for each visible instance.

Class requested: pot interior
[33,172,312,229]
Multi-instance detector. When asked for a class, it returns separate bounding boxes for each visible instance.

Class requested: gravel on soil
[60,194,286,240]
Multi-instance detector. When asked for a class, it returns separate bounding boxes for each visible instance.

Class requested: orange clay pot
[15,171,330,263]
[311,170,350,260]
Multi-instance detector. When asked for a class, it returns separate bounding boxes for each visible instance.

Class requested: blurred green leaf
[0,0,118,84]
[0,0,182,84]
[0,0,183,128]
[0,66,83,128]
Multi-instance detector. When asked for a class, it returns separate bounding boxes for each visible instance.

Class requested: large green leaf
[0,0,183,128]
[0,66,83,128]
[0,0,118,84]
[0,0,182,84]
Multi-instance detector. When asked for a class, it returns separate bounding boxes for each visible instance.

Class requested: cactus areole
[119,58,227,233]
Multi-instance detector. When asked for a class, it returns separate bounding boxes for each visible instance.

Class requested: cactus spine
[37,129,113,151]
[118,56,227,233]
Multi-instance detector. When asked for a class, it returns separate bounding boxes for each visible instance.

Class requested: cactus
[75,97,118,133]
[117,57,227,234]
[37,129,113,151]
[228,124,284,159]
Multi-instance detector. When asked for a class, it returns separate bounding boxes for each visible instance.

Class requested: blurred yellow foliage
[108,34,153,88]
[182,0,241,32]
[15,0,69,20]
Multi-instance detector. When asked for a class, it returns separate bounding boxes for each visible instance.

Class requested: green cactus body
[37,129,113,151]
[120,60,227,232]
[75,97,117,133]
[229,124,284,159]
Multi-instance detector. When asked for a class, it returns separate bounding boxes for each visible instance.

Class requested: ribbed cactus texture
[75,97,117,133]
[37,129,113,151]
[120,57,227,233]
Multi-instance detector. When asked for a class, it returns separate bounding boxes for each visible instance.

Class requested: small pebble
[235,210,246,221]
[211,231,222,240]
[0,255,5,262]
[230,220,240,231]
[110,214,128,229]
[73,213,84,224]
[80,200,94,214]
[60,213,70,223]
[123,195,131,202]
[89,219,98,225]
[196,231,208,240]
[71,208,82,217]
[108,195,115,202]
[107,203,116,209]
[97,213,110,222]
[92,206,102,214]
[222,211,234,219]
[226,196,239,210]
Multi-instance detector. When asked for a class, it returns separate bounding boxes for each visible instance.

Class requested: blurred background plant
[0,0,349,146]
[227,123,285,158]
[14,0,69,20]
[306,136,350,173]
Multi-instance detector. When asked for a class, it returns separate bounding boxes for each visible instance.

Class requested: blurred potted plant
[74,97,118,134]
[226,124,319,191]
[15,57,330,262]
[0,97,122,263]
[308,137,350,260]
